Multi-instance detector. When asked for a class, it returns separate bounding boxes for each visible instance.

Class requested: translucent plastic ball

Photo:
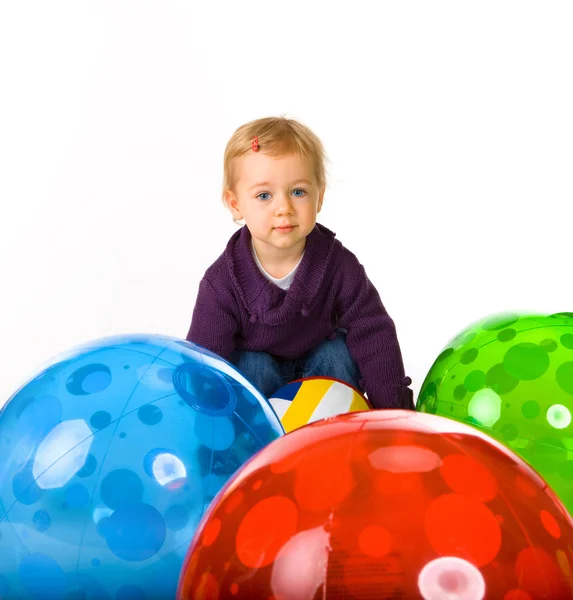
[416,311,573,516]
[177,411,573,600]
[0,334,283,600]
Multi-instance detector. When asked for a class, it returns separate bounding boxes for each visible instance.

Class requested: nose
[273,193,294,216]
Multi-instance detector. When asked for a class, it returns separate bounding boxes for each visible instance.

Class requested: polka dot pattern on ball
[481,313,519,331]
[12,464,42,506]
[100,470,143,510]
[138,403,163,425]
[177,411,573,599]
[97,503,166,561]
[498,328,517,342]
[541,339,558,352]
[461,348,479,365]
[556,362,573,395]
[0,334,285,598]
[236,496,298,568]
[416,312,573,522]
[77,453,98,478]
[90,410,112,429]
[486,364,519,395]
[64,484,90,509]
[32,509,51,532]
[465,371,486,392]
[521,400,540,419]
[504,343,550,381]
[66,364,112,395]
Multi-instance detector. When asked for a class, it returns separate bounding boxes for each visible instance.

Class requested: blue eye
[256,189,306,201]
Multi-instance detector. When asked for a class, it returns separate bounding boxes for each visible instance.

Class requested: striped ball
[268,376,371,433]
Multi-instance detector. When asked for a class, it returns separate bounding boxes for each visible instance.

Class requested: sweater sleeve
[186,276,239,361]
[336,251,413,410]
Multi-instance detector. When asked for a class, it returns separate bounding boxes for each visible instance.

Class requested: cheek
[301,201,318,216]
[250,208,270,226]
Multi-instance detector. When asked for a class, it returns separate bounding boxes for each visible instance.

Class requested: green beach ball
[417,311,573,516]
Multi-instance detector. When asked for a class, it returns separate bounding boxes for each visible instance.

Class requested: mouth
[275,225,296,232]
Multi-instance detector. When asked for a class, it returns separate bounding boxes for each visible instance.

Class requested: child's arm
[336,250,413,410]
[186,276,239,361]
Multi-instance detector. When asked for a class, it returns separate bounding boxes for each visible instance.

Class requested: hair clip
[251,136,260,152]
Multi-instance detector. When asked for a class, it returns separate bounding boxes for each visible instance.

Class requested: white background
[1,1,572,408]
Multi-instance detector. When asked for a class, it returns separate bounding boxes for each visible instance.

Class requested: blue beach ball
[0,334,283,599]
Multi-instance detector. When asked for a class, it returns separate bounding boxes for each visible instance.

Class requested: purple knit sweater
[186,223,413,409]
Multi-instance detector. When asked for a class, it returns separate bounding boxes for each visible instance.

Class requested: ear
[225,189,242,220]
[317,184,326,213]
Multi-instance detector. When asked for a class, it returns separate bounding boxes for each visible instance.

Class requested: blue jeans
[229,329,363,398]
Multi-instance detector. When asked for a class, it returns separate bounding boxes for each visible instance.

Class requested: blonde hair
[222,115,329,207]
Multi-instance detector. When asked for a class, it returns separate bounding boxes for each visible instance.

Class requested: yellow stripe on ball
[281,378,332,432]
[270,377,371,433]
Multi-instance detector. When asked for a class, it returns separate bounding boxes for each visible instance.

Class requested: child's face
[226,152,325,257]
